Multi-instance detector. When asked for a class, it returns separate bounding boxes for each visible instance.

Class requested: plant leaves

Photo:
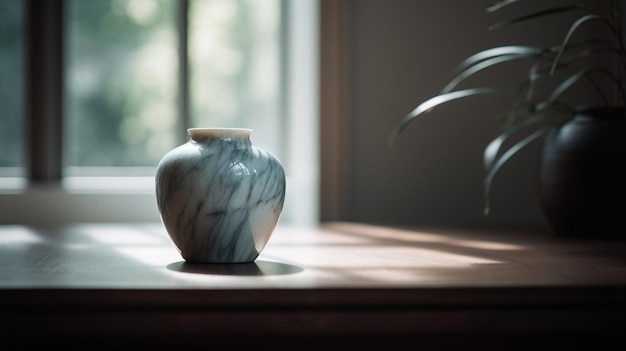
[487,0,522,13]
[483,112,547,170]
[483,127,550,215]
[555,40,623,67]
[550,14,615,74]
[489,5,591,31]
[548,65,625,104]
[451,46,545,75]
[517,41,624,104]
[388,88,505,146]
[443,50,545,93]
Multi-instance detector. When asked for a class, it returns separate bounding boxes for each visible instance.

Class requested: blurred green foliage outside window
[66,0,179,169]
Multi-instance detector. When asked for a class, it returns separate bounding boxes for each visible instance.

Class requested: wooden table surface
[1,222,625,350]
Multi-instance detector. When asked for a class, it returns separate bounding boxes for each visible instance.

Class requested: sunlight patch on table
[0,226,45,245]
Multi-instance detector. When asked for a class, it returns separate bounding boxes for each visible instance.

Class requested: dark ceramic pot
[539,106,626,240]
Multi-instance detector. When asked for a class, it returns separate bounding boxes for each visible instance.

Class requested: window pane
[65,0,178,170]
[0,0,24,174]
[189,0,283,161]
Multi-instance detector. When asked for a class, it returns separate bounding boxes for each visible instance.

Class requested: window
[0,0,24,177]
[0,0,319,226]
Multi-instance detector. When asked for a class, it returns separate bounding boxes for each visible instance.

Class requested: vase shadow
[166,260,303,276]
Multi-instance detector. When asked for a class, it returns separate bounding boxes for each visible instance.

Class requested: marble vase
[155,128,286,263]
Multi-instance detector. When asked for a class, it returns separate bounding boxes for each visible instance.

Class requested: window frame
[0,0,319,227]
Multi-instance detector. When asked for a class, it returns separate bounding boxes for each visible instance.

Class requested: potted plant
[389,0,626,239]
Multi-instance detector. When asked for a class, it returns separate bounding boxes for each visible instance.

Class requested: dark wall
[343,0,618,229]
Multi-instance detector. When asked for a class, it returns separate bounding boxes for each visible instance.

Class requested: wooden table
[1,222,625,350]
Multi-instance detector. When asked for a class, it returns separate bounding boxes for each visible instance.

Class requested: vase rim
[188,128,252,140]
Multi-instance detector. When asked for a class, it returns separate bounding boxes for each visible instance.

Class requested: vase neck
[188,128,251,146]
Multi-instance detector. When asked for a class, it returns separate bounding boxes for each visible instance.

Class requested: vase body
[155,128,286,263]
[539,107,626,239]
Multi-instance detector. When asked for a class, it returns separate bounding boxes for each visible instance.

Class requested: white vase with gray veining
[155,128,286,263]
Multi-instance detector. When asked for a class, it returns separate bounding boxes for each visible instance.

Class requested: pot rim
[572,105,626,120]
[573,105,625,113]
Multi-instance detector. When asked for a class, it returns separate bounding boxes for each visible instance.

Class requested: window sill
[0,177,158,225]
